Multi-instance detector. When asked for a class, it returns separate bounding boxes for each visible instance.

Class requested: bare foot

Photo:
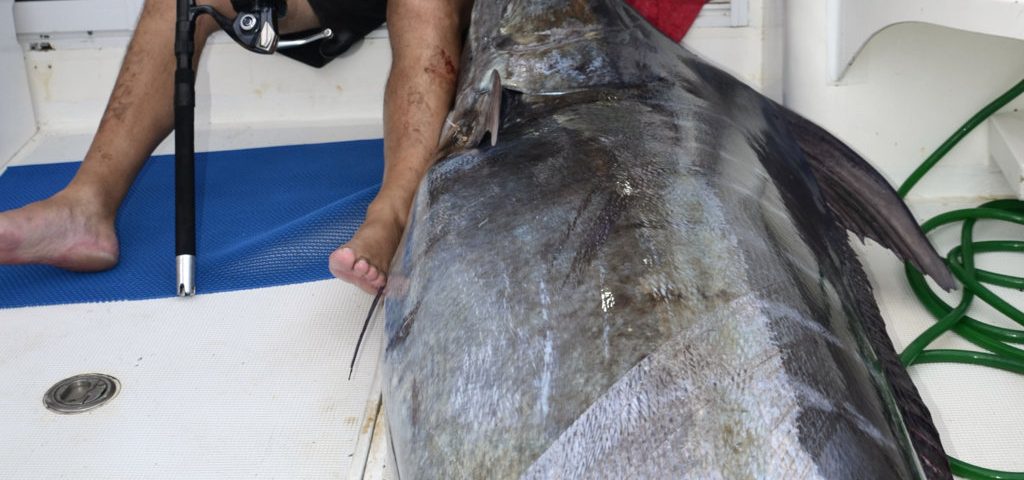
[0,191,119,271]
[329,204,405,294]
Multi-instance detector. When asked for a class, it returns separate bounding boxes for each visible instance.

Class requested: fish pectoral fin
[782,107,957,291]
[487,69,502,146]
[436,69,513,156]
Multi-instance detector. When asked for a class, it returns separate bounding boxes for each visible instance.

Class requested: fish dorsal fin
[781,107,957,291]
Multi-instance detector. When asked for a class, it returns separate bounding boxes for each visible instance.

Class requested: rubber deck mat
[0,140,383,308]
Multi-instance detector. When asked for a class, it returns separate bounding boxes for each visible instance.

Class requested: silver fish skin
[381,1,953,479]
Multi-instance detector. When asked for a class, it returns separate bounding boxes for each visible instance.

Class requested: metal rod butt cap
[176,254,196,297]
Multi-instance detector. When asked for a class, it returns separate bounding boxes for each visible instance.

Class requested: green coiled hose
[897,79,1024,480]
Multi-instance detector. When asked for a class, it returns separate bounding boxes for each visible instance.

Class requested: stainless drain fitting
[44,373,120,414]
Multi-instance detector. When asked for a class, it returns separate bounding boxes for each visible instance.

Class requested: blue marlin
[381,0,955,478]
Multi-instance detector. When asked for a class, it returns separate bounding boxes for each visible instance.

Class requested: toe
[337,247,357,266]
[328,246,356,278]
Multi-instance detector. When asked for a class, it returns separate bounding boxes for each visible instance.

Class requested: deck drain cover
[44,374,120,414]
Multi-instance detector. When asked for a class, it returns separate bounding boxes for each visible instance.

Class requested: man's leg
[330,0,472,293]
[0,0,320,271]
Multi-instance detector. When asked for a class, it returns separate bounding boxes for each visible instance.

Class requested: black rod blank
[174,0,197,296]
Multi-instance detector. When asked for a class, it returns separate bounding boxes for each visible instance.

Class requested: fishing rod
[173,0,331,296]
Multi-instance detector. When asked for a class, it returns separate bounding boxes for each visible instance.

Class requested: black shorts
[282,0,387,67]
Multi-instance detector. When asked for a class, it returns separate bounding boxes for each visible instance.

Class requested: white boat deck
[0,279,388,479]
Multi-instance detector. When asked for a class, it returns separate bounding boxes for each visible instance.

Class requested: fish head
[438,0,689,156]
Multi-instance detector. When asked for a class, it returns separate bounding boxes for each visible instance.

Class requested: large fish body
[382,1,953,478]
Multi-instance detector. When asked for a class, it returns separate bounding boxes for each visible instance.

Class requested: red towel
[626,0,710,42]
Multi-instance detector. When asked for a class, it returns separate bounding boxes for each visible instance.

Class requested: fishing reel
[191,0,333,54]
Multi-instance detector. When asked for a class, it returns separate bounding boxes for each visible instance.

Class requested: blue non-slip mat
[0,140,383,309]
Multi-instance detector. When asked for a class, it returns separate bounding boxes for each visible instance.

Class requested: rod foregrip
[174,97,197,297]
[174,103,196,258]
